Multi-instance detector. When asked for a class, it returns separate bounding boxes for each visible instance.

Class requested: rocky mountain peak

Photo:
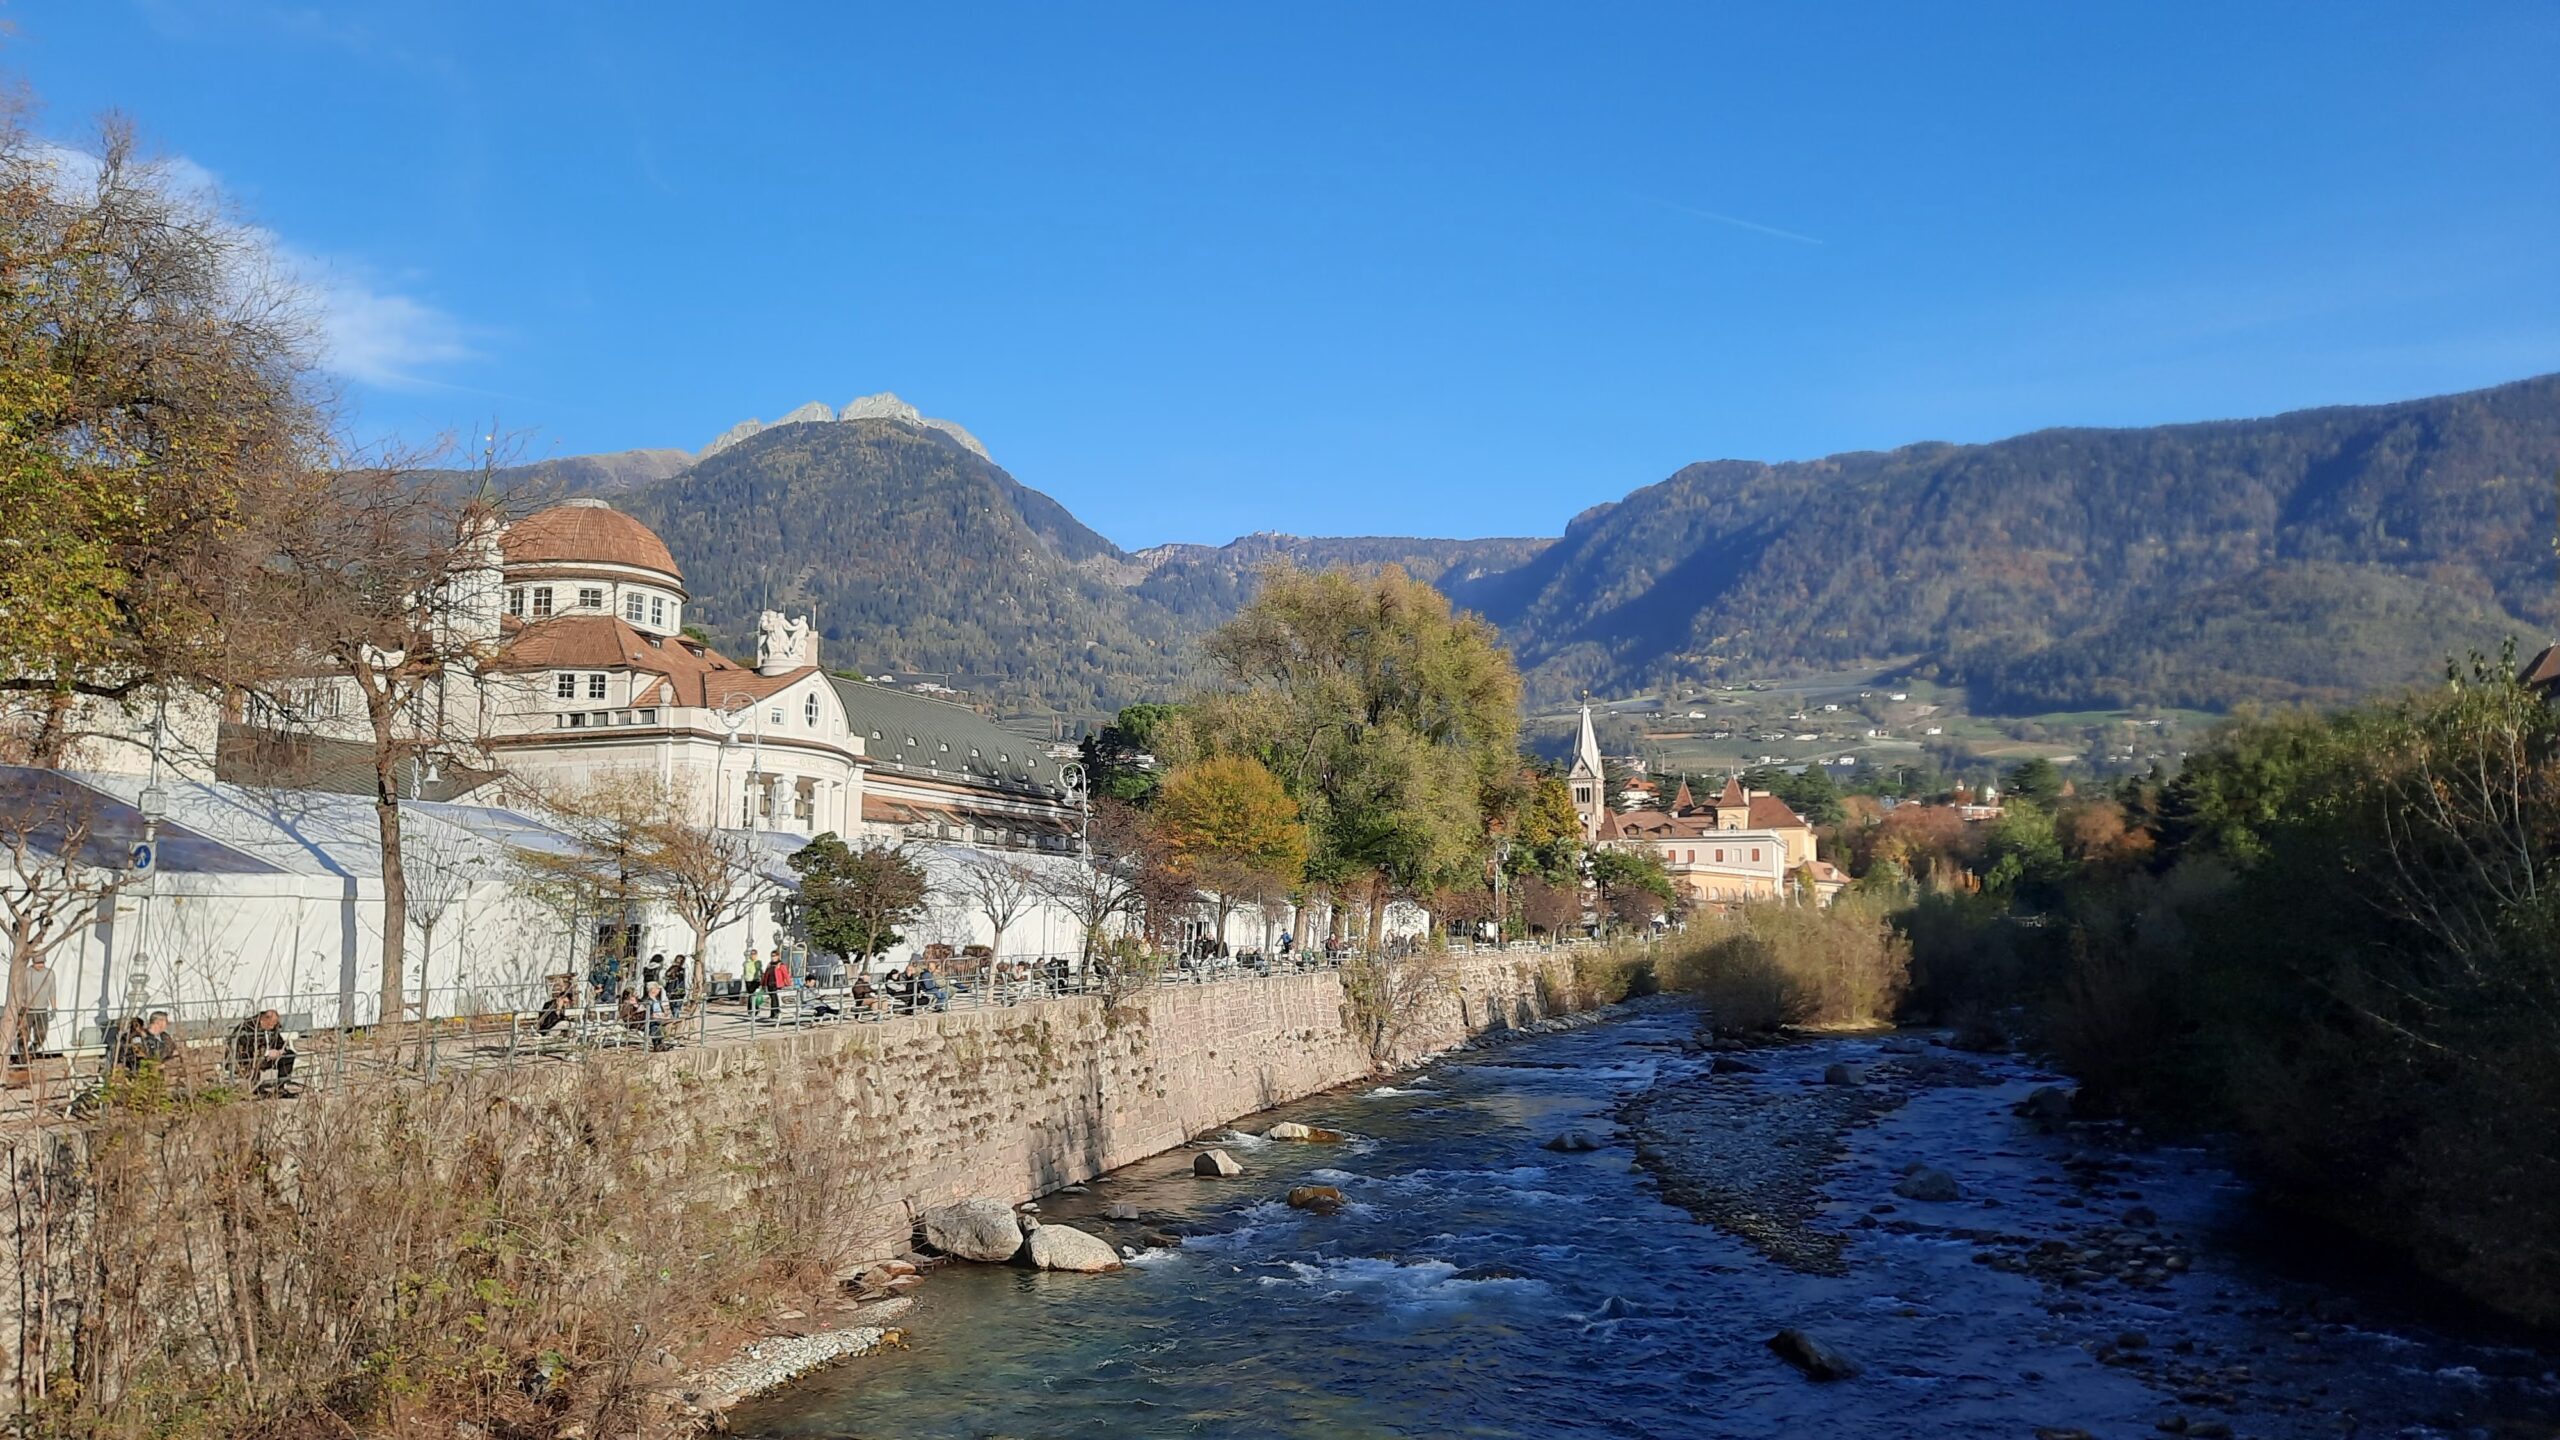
[698,391,990,461]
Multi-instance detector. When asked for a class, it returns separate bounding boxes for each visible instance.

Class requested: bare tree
[0,775,131,1067]
[256,456,517,1027]
[647,792,775,1005]
[400,810,485,1029]
[1033,797,1149,972]
[514,771,672,1000]
[953,849,1041,990]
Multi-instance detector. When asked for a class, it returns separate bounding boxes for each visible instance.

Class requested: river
[731,1000,2560,1439]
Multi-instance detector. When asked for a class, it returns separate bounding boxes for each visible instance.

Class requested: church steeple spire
[1567,697,1607,842]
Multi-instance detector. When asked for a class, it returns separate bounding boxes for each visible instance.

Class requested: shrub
[4,1054,877,1439]
[1663,895,1910,1032]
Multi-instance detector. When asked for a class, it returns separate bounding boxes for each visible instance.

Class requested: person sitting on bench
[228,1009,298,1096]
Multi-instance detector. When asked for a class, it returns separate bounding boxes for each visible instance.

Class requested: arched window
[804,693,820,726]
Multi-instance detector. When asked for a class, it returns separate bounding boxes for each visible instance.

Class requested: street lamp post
[1057,760,1090,979]
[715,692,764,1016]
[128,689,172,1022]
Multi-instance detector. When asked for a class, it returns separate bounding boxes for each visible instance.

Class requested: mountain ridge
[548,372,2557,722]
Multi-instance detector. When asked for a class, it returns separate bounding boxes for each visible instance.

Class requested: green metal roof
[825,674,1070,799]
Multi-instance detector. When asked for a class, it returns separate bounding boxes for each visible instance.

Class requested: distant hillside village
[1565,703,1850,906]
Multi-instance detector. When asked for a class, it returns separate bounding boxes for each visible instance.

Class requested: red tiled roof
[502,501,682,583]
[497,615,812,709]
[1748,794,1807,830]
[1714,776,1748,807]
[2524,642,2560,691]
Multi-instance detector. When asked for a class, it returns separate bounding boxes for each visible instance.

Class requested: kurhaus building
[224,498,1079,852]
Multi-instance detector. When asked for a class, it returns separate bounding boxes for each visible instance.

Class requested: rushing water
[733,1003,2560,1439]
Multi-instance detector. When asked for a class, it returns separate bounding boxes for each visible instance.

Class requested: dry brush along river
[731,999,2560,1439]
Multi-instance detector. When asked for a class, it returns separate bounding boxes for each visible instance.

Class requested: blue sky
[15,2,2557,546]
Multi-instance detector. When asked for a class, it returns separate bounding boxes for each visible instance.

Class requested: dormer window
[577,586,604,611]
[506,587,525,618]
[650,596,666,627]
[588,673,608,701]
[530,587,554,618]
[556,673,576,700]
[623,593,645,623]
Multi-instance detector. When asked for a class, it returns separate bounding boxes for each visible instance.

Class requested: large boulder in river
[2015,1085,2075,1121]
[1894,1166,1963,1202]
[1022,1223,1122,1273]
[1286,1185,1346,1214]
[1194,1148,1243,1178]
[1544,1129,1603,1153]
[1767,1328,1861,1380]
[922,1198,1023,1263]
[1263,1121,1317,1141]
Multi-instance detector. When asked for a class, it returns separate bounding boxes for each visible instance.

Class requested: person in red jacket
[764,949,793,1019]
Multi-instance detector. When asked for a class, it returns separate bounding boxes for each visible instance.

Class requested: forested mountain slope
[1466,374,2558,706]
[619,420,1196,716]
[575,374,2555,719]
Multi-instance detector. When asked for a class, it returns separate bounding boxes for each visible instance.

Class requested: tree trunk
[27,689,73,769]
[374,772,408,1030]
[2,934,33,1069]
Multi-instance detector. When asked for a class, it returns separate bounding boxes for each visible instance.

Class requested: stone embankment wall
[662,949,1594,1259]
[0,950,1617,1404]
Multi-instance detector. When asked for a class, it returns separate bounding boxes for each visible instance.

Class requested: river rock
[1544,1129,1602,1152]
[1194,1148,1242,1178]
[1824,1063,1868,1086]
[1023,1223,1122,1273]
[1710,1055,1762,1075]
[1767,1327,1861,1380]
[1102,1201,1142,1220]
[1286,1184,1346,1214]
[921,1198,1023,1263]
[2016,1085,2075,1121]
[1895,1166,1963,1202]
[1263,1121,1317,1141]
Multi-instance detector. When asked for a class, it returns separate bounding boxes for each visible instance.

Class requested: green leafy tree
[1742,763,1845,826]
[1190,563,1522,948]
[1081,702,1182,804]
[2004,756,2067,806]
[787,832,930,967]
[0,116,324,761]
[1589,848,1677,934]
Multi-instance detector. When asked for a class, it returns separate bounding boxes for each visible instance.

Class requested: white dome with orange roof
[497,498,689,634]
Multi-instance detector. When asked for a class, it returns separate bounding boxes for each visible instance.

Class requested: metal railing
[2,936,1607,1125]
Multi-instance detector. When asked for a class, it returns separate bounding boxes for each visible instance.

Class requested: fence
[1,936,1606,1126]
